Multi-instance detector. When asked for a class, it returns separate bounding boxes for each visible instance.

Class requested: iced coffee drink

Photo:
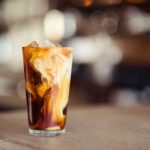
[22,41,72,136]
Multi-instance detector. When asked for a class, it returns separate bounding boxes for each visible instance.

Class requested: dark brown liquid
[23,57,66,130]
[22,44,71,131]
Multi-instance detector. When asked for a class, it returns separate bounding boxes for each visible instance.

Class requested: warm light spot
[83,0,93,6]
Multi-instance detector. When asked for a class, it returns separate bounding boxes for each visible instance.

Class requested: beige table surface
[0,106,150,150]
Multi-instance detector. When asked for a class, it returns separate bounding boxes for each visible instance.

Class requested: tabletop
[0,105,150,150]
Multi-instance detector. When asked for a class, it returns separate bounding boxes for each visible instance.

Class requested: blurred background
[0,0,150,110]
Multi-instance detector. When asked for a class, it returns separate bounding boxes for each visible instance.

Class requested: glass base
[29,128,65,137]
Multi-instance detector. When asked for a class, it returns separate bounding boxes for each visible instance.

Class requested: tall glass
[22,41,72,136]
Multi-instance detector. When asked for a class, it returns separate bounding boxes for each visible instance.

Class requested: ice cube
[28,41,39,48]
[38,40,55,48]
